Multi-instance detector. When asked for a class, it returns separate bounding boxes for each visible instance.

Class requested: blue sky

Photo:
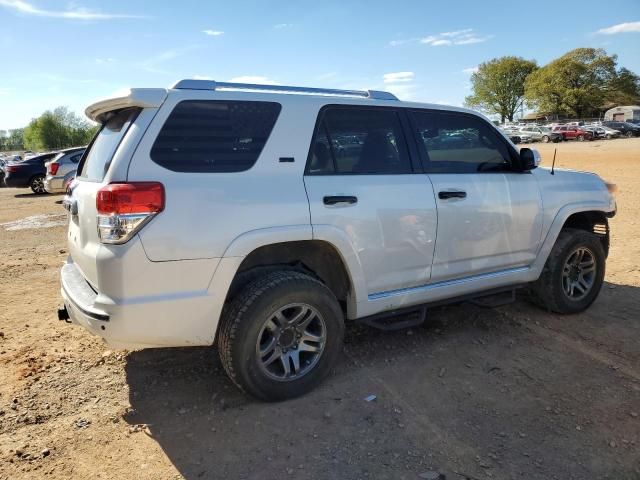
[0,0,639,130]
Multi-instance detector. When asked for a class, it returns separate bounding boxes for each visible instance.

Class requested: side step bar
[356,285,524,331]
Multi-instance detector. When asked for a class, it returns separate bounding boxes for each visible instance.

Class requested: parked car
[44,147,85,194]
[582,126,606,140]
[552,125,594,141]
[518,126,562,143]
[58,80,616,401]
[598,126,621,139]
[602,121,640,138]
[3,152,58,193]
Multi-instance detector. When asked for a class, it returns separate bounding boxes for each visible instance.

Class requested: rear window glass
[78,108,139,181]
[150,100,281,173]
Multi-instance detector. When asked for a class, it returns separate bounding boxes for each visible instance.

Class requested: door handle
[323,195,358,205]
[438,191,466,200]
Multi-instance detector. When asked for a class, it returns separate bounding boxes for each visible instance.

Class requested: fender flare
[531,201,614,276]
[219,224,367,318]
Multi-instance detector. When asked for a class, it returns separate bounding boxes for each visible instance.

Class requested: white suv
[59,80,616,400]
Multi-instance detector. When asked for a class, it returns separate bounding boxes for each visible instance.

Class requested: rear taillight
[96,182,164,244]
[5,165,19,173]
[48,163,60,175]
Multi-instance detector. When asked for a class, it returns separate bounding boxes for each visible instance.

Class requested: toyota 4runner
[59,80,617,401]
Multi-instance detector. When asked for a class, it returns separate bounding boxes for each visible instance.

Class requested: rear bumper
[4,174,31,188]
[60,257,226,350]
[44,175,66,193]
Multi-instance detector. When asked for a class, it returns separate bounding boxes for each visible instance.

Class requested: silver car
[44,147,85,193]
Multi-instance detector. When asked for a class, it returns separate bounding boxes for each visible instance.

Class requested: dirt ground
[1,139,639,480]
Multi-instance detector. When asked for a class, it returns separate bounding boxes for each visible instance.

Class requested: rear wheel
[218,270,344,401]
[30,174,46,194]
[542,135,550,143]
[529,228,605,314]
[625,131,634,138]
[577,135,585,142]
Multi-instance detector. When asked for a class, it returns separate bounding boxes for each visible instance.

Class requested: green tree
[464,56,538,123]
[7,128,24,150]
[605,67,640,106]
[23,107,97,151]
[524,48,620,117]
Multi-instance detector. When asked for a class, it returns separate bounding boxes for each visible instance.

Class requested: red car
[552,125,593,141]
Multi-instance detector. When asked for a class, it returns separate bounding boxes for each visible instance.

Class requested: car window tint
[80,108,139,181]
[308,107,411,175]
[412,110,511,173]
[70,153,82,163]
[151,100,281,173]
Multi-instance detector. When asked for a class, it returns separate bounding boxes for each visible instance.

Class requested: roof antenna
[550,148,557,175]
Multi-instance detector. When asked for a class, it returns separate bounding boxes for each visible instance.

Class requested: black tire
[542,135,550,143]
[625,131,633,138]
[577,135,584,142]
[529,228,605,314]
[30,174,46,194]
[218,270,344,401]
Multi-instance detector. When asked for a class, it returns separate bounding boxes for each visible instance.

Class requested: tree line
[0,106,98,152]
[464,48,640,122]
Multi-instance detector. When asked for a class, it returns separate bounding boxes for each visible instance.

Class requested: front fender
[531,201,615,277]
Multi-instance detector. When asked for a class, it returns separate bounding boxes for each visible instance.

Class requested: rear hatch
[67,108,141,287]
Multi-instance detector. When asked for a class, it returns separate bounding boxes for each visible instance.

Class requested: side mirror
[519,147,540,171]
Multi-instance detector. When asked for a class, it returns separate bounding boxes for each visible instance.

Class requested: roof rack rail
[171,79,399,101]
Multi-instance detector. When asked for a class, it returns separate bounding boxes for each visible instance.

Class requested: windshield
[78,108,140,181]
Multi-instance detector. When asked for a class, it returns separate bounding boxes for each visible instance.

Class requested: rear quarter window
[150,100,282,173]
[78,108,139,181]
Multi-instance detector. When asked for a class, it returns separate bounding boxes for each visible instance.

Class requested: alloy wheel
[32,176,45,194]
[562,247,596,301]
[256,303,327,381]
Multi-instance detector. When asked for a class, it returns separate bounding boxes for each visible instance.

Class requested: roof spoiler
[85,88,167,123]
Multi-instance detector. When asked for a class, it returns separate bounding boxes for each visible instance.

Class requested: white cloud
[228,76,279,85]
[596,21,640,34]
[203,29,224,36]
[430,39,452,46]
[462,66,479,74]
[0,0,142,19]
[274,23,293,29]
[440,28,473,37]
[383,71,415,84]
[95,57,115,64]
[404,28,492,47]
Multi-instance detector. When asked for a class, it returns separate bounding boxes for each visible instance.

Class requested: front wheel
[218,270,344,401]
[577,135,584,142]
[625,131,634,138]
[542,135,550,143]
[30,174,46,194]
[529,228,605,314]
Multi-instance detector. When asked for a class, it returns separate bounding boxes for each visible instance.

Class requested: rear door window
[150,100,281,173]
[78,108,139,181]
[307,107,412,175]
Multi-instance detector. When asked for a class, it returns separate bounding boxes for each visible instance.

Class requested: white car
[59,80,617,400]
[599,126,621,139]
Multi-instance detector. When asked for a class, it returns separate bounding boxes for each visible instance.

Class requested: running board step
[468,288,517,308]
[357,306,427,331]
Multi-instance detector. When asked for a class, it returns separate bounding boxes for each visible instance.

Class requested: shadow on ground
[125,284,640,480]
